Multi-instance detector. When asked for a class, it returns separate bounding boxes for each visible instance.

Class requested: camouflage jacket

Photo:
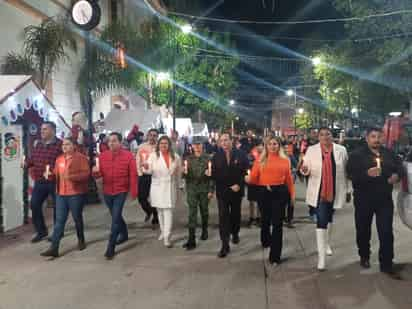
[183,153,214,193]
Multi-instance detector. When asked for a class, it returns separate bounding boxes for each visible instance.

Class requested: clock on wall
[71,0,101,31]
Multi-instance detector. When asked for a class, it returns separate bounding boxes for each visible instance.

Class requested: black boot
[217,245,230,258]
[200,224,208,241]
[40,246,59,258]
[182,228,196,250]
[78,240,86,251]
[104,247,115,260]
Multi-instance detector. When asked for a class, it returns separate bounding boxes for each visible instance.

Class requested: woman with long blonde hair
[245,135,295,268]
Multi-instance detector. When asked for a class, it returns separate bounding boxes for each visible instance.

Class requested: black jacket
[211,148,249,199]
[347,145,404,196]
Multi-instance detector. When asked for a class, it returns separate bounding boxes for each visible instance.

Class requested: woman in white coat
[143,136,181,248]
[301,127,349,271]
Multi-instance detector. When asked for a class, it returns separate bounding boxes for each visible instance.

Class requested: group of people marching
[23,122,403,279]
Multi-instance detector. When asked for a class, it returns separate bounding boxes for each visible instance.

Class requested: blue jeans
[51,194,85,247]
[316,200,335,229]
[31,181,56,235]
[104,193,128,251]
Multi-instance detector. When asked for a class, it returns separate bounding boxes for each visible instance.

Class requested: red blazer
[94,149,138,198]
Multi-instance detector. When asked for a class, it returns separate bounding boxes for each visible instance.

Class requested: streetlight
[298,108,304,114]
[287,89,298,134]
[229,99,235,106]
[312,56,322,66]
[170,24,193,132]
[180,24,193,34]
[156,71,170,83]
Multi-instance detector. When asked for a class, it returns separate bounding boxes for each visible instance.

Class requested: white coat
[144,152,181,209]
[303,143,349,209]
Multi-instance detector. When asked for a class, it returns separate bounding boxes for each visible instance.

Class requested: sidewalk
[0,183,411,309]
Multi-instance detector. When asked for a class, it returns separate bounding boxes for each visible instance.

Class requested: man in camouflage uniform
[182,136,214,250]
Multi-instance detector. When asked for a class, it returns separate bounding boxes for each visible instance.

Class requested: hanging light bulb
[115,42,127,69]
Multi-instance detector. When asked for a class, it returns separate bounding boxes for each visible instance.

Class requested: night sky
[198,0,343,54]
[181,1,344,121]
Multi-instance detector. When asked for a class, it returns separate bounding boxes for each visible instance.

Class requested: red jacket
[55,152,90,195]
[94,149,138,198]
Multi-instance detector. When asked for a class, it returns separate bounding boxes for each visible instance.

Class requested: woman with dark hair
[245,135,295,268]
[301,127,349,271]
[143,135,181,247]
[41,138,90,258]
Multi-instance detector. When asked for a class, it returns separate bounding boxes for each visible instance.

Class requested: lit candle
[208,161,212,175]
[184,160,188,174]
[45,164,50,178]
[376,157,381,169]
[247,169,251,176]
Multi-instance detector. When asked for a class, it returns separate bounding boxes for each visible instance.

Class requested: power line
[184,45,307,61]
[203,30,412,43]
[168,9,412,25]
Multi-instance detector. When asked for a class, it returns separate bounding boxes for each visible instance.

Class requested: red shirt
[94,149,138,198]
[27,138,62,182]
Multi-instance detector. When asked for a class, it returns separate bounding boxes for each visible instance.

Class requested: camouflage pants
[187,190,209,230]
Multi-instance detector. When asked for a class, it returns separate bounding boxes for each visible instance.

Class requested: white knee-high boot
[157,209,164,241]
[326,223,333,256]
[316,228,327,271]
[163,208,173,247]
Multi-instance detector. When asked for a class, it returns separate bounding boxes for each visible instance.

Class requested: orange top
[161,151,170,168]
[249,153,295,199]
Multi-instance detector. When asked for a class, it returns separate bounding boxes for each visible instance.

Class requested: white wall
[0,0,113,126]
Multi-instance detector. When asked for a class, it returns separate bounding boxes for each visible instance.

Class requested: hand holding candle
[207,161,212,176]
[21,155,26,169]
[44,164,50,179]
[184,160,188,174]
[376,157,381,169]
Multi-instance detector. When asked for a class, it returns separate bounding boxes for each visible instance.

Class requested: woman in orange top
[41,137,90,258]
[245,135,295,268]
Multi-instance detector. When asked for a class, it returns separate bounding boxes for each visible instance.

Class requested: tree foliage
[80,16,239,129]
[1,17,77,89]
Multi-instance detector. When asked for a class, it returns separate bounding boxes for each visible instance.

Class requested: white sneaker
[158,233,163,241]
[326,245,333,256]
[164,235,172,248]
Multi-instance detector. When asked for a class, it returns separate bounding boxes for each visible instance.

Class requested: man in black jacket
[347,127,403,279]
[210,133,249,258]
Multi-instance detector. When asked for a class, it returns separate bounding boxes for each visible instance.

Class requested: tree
[80,17,239,129]
[331,0,412,113]
[1,17,77,89]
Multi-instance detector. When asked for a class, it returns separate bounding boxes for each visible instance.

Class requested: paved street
[1,183,412,309]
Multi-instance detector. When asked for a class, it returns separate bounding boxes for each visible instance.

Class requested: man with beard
[347,127,403,279]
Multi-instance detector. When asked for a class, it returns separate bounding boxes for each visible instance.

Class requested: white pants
[157,208,173,242]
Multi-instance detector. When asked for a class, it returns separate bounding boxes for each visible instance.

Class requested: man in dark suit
[209,133,249,258]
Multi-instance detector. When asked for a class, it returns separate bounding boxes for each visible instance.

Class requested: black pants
[138,175,158,221]
[285,193,294,223]
[354,192,394,269]
[217,192,242,248]
[261,185,289,264]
